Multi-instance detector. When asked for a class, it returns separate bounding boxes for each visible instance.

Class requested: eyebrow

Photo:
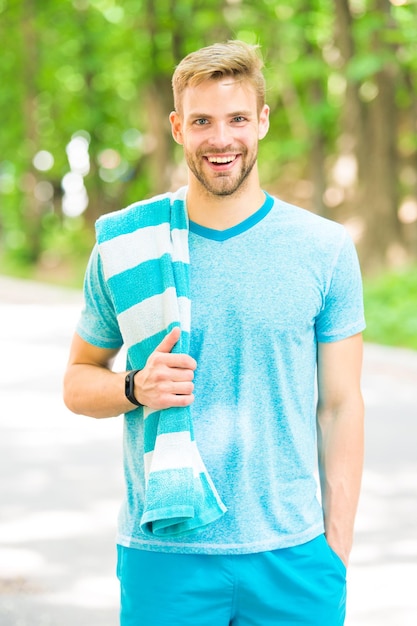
[187,110,253,119]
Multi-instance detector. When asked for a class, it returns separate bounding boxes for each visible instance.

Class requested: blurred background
[0,0,416,351]
[0,2,416,625]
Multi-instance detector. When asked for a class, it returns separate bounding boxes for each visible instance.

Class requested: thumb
[156,326,181,354]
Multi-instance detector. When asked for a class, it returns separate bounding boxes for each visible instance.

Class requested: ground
[0,276,416,625]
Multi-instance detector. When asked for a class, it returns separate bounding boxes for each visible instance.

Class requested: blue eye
[195,118,208,125]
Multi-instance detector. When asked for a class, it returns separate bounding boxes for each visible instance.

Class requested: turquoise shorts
[117,534,346,625]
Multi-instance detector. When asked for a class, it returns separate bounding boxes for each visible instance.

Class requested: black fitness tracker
[125,369,142,406]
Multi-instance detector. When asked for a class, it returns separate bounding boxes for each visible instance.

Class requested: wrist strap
[125,369,142,406]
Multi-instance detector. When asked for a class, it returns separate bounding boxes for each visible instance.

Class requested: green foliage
[363,266,417,351]
[0,0,417,284]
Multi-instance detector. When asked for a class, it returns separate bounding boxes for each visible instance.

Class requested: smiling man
[64,41,365,626]
[170,78,269,204]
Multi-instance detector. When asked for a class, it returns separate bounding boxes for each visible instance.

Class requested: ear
[258,104,270,140]
[169,111,183,145]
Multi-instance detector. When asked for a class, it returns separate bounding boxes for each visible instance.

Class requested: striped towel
[95,187,227,537]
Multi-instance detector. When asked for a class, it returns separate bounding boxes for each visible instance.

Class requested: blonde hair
[172,40,266,114]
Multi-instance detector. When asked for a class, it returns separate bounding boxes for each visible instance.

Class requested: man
[64,40,365,626]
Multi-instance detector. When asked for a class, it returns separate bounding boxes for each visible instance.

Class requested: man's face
[170,79,269,197]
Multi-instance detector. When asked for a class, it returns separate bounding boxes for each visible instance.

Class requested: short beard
[186,148,258,197]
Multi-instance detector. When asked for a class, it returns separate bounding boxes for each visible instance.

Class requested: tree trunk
[334,0,404,272]
[357,63,401,271]
[142,0,179,194]
[356,0,402,271]
[145,79,176,194]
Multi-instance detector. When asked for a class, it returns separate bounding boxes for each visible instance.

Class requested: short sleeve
[315,232,366,343]
[76,245,124,349]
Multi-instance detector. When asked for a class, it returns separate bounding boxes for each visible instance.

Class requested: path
[0,277,416,625]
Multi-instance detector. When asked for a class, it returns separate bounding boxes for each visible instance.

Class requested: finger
[161,354,197,371]
[165,392,195,408]
[169,367,195,382]
[156,327,181,354]
[170,381,194,395]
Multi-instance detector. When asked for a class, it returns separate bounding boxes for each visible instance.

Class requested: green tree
[1,0,417,282]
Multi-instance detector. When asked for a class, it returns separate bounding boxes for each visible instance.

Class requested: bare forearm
[64,364,133,418]
[317,394,364,565]
[63,328,196,418]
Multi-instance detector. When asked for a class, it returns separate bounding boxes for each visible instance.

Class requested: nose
[207,121,232,148]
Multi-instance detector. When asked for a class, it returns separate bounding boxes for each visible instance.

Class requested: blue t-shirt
[77,192,365,554]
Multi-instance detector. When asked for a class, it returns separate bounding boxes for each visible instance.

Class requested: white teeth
[207,156,236,164]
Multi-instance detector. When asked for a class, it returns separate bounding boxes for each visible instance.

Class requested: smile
[206,155,237,164]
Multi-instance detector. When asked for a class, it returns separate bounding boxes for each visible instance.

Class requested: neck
[186,172,265,230]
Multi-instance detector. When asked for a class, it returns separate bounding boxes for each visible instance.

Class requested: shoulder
[268,196,350,250]
[271,196,345,232]
[95,187,188,243]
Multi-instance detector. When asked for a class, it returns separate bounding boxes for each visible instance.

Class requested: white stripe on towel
[118,291,191,349]
[99,225,189,279]
[144,436,205,478]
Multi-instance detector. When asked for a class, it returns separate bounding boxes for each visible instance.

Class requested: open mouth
[207,155,237,164]
[204,154,240,171]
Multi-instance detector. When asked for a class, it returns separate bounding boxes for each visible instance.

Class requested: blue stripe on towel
[127,327,190,371]
[143,408,194,454]
[97,191,189,243]
[142,470,227,537]
[97,198,172,242]
[107,258,189,315]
